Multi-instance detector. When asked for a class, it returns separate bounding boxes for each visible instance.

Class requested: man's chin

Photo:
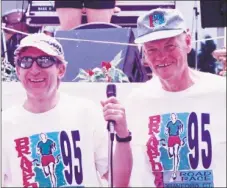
[158,73,175,81]
[27,90,47,99]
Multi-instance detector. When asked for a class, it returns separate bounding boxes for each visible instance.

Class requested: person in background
[212,47,226,76]
[55,0,116,30]
[42,26,60,37]
[197,35,217,74]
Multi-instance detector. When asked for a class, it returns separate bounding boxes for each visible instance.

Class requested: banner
[2,82,142,111]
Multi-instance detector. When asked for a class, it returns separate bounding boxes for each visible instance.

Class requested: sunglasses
[17,56,59,69]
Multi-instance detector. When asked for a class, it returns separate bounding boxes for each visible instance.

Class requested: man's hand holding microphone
[100,84,132,187]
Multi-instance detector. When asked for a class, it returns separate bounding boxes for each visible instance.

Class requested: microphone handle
[108,121,115,134]
[108,123,114,188]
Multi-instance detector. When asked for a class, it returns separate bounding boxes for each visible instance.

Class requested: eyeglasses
[17,56,59,69]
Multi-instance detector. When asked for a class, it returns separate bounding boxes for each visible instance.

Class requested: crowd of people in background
[55,0,117,30]
[188,35,226,76]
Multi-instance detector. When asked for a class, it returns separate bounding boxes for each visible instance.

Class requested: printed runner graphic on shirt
[147,112,213,188]
[14,130,84,187]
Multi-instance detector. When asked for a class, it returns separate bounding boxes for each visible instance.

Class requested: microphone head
[106,84,116,98]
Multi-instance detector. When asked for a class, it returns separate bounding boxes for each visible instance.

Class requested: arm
[36,142,41,155]
[179,121,184,134]
[2,151,11,187]
[51,141,56,152]
[113,137,132,187]
[212,48,226,76]
[212,48,226,67]
[36,148,41,155]
[2,119,12,187]
[101,97,133,187]
[165,123,169,136]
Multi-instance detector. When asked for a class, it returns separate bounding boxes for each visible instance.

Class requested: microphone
[106,84,116,141]
[106,84,116,188]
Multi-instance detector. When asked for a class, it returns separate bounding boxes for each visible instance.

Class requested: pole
[193,1,199,70]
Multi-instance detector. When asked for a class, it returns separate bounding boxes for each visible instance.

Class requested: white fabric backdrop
[2,82,146,111]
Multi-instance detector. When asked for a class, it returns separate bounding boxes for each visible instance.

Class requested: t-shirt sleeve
[166,121,170,128]
[37,141,41,148]
[90,101,109,178]
[178,120,183,129]
[2,117,12,187]
[2,148,12,187]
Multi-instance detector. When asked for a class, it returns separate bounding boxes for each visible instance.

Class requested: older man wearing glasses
[2,33,132,187]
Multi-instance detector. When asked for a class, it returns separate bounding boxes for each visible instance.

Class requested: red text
[15,137,38,187]
[146,115,164,188]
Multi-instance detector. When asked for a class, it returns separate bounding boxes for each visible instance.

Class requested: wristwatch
[116,131,132,142]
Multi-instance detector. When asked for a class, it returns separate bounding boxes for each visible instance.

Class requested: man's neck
[160,68,194,92]
[24,92,60,113]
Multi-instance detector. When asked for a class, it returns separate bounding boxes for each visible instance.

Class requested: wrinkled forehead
[144,36,178,48]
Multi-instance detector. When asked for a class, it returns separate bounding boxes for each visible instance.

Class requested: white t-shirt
[125,70,226,187]
[2,93,109,187]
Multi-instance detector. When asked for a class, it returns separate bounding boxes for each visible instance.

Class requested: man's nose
[30,61,41,75]
[156,50,167,61]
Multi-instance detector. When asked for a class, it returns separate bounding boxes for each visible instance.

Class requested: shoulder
[166,121,171,126]
[177,119,183,124]
[59,92,104,129]
[48,139,54,143]
[197,70,225,82]
[125,77,161,103]
[2,106,22,143]
[60,92,98,106]
[59,94,101,112]
[2,105,23,123]
[195,71,226,93]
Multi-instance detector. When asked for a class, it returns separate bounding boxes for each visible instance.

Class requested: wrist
[117,129,129,138]
[116,130,132,143]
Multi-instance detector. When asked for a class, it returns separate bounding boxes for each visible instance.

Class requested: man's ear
[14,56,20,78]
[57,63,66,79]
[142,46,148,63]
[15,65,21,81]
[185,29,192,53]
